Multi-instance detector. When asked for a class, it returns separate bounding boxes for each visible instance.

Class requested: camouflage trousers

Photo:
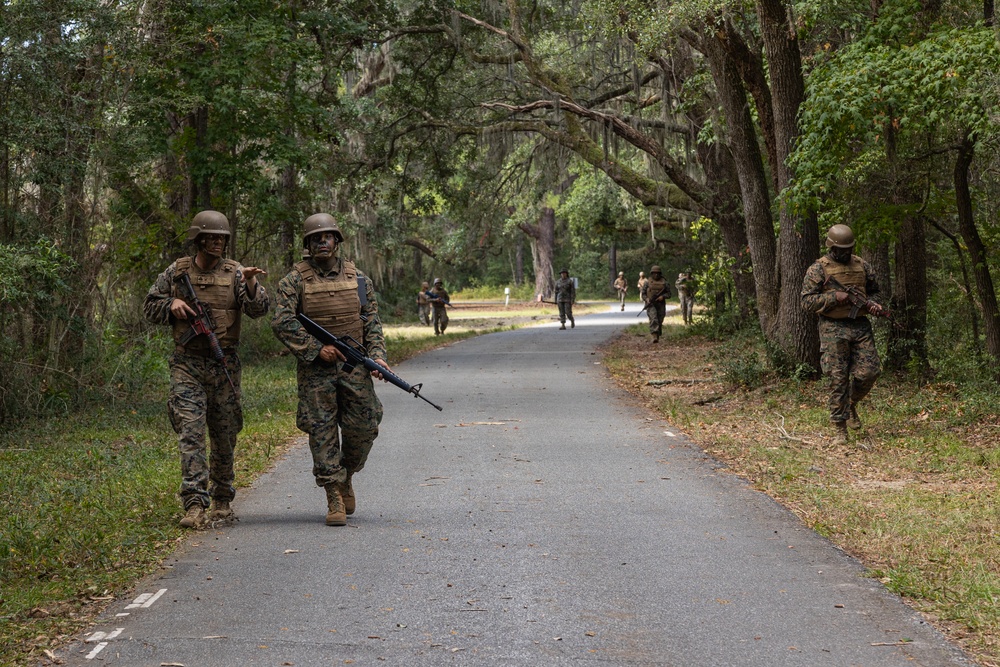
[818,317,881,422]
[418,303,431,326]
[432,306,448,335]
[297,360,384,487]
[646,301,666,335]
[617,289,627,307]
[168,352,243,510]
[679,294,694,325]
[557,301,574,325]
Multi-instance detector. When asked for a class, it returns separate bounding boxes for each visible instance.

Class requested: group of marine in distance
[146,210,883,529]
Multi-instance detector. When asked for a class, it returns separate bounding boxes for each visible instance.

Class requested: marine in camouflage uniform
[555,269,575,329]
[429,278,450,335]
[143,210,270,528]
[417,281,431,326]
[271,213,390,526]
[613,272,627,311]
[675,271,696,325]
[801,224,884,445]
[640,265,670,342]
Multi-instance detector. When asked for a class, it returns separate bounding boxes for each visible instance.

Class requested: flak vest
[645,276,669,301]
[818,254,867,319]
[295,259,364,343]
[172,256,241,351]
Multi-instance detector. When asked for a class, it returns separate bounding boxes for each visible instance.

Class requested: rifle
[424,290,456,308]
[824,275,901,327]
[296,313,443,411]
[536,294,558,306]
[174,273,237,392]
[637,285,670,317]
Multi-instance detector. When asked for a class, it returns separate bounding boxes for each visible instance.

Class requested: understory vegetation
[603,312,1000,666]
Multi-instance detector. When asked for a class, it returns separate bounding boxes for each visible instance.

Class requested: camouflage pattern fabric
[145,256,269,510]
[271,258,387,487]
[296,361,384,486]
[646,301,667,336]
[818,318,881,422]
[430,287,449,335]
[168,353,243,509]
[801,253,883,423]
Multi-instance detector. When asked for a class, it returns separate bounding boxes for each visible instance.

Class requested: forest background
[2,0,1000,663]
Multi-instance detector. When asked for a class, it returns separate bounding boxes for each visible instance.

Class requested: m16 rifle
[296,313,443,411]
[637,284,670,317]
[824,275,901,327]
[174,273,237,392]
[424,290,456,308]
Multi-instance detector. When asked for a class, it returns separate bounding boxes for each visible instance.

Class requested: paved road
[56,305,972,666]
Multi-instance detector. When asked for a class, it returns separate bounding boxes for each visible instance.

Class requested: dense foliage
[1,0,999,426]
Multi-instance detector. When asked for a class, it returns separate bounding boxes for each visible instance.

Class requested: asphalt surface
[55,304,973,666]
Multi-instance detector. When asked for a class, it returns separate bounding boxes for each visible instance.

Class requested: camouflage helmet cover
[559,268,569,274]
[825,224,855,249]
[303,213,344,245]
[434,278,443,285]
[187,210,231,241]
[650,265,662,274]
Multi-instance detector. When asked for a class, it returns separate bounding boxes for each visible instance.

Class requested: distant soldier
[143,210,270,528]
[640,265,670,343]
[675,270,696,325]
[429,278,450,336]
[636,271,648,294]
[801,224,883,445]
[555,269,576,329]
[613,271,628,311]
[417,281,431,326]
[271,213,390,526]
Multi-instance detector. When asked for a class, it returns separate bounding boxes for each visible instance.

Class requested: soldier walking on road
[271,213,392,526]
[555,269,576,329]
[613,271,628,311]
[417,281,431,326]
[143,210,270,529]
[675,270,696,325]
[428,278,450,335]
[801,224,884,445]
[640,265,670,343]
[637,271,647,294]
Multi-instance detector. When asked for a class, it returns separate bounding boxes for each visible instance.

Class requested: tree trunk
[954,135,1000,366]
[700,30,776,330]
[514,235,524,286]
[885,216,929,372]
[756,0,820,368]
[609,242,617,291]
[519,206,555,299]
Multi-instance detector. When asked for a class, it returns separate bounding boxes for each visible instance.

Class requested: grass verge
[0,301,576,665]
[601,316,1000,667]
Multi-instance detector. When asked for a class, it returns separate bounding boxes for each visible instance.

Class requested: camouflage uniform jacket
[143,256,270,335]
[554,277,576,303]
[801,254,881,318]
[271,257,386,363]
[428,287,450,309]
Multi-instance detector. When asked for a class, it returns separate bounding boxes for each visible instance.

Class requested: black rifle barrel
[296,313,443,411]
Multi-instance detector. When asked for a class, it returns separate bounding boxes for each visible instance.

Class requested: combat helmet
[186,210,231,241]
[559,268,569,275]
[650,265,662,274]
[618,271,624,276]
[825,224,855,249]
[434,278,443,286]
[303,213,344,246]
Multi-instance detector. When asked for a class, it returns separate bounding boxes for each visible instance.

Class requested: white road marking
[125,587,167,609]
[85,642,108,659]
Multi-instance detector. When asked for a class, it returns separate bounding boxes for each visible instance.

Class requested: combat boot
[209,499,234,520]
[559,323,566,330]
[832,421,849,445]
[570,318,575,328]
[847,405,862,430]
[179,505,205,529]
[340,476,356,515]
[324,484,347,526]
[620,304,624,311]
